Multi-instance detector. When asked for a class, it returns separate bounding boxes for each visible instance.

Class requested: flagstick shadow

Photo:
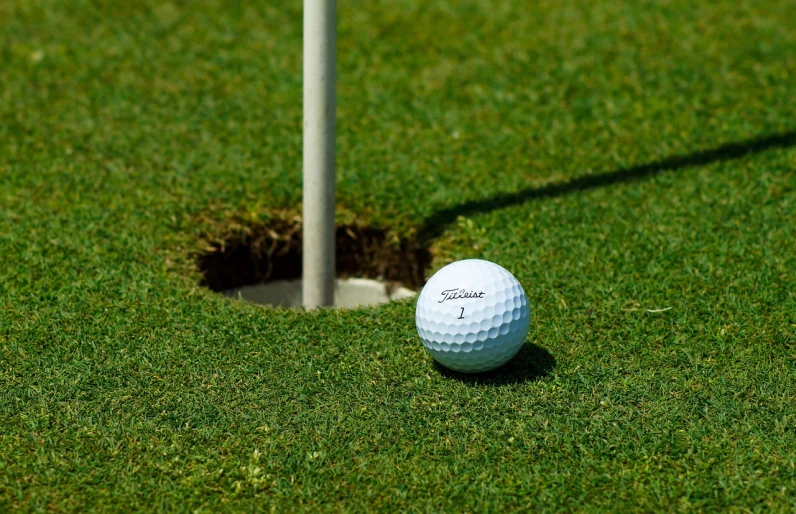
[418,131,796,242]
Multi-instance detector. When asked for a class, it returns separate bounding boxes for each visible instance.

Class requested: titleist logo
[438,288,486,303]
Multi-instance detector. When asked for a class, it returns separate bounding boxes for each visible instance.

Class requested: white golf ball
[415,259,531,373]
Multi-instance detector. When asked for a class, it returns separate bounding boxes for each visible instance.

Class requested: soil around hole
[197,217,431,293]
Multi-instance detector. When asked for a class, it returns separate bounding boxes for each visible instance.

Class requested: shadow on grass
[434,342,556,386]
[419,131,796,241]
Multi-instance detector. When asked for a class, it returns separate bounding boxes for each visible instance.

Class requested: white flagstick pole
[302,0,337,308]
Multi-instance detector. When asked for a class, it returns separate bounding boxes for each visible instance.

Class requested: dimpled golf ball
[415,259,530,373]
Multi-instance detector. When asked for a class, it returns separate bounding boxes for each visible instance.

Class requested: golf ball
[415,259,530,373]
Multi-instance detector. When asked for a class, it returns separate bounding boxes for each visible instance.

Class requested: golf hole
[197,215,430,308]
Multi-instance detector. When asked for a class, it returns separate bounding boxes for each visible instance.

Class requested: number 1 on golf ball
[415,259,530,373]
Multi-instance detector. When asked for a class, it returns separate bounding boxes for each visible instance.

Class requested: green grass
[2,0,796,511]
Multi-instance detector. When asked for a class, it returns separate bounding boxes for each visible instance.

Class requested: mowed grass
[2,0,796,511]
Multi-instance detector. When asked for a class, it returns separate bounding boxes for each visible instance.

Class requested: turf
[2,0,796,511]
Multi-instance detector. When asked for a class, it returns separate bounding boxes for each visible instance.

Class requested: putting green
[1,0,795,511]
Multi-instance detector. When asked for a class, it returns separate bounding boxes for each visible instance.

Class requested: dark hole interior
[198,219,431,293]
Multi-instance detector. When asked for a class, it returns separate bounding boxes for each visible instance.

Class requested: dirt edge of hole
[197,212,432,293]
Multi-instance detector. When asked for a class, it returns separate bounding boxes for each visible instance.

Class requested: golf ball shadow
[432,342,555,385]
